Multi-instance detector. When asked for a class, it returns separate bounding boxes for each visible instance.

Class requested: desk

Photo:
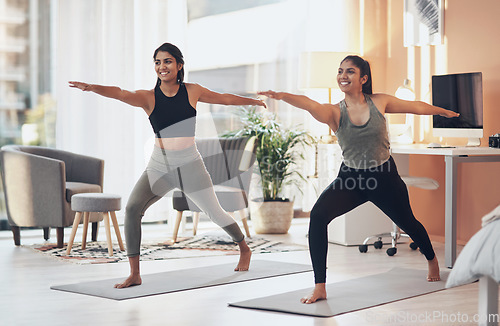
[391,144,500,268]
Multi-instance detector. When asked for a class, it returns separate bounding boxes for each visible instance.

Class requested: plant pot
[249,199,294,234]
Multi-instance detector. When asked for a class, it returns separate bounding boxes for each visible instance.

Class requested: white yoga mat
[229,268,449,317]
[50,260,312,300]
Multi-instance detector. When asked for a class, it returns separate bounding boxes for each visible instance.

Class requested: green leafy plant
[224,107,314,202]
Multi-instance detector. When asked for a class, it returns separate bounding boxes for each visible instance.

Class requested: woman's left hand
[439,109,460,118]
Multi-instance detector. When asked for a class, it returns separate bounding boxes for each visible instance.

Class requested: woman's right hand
[69,81,92,91]
[258,90,284,100]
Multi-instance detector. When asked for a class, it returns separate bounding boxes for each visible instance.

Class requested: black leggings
[309,156,436,283]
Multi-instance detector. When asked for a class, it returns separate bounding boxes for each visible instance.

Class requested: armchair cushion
[66,182,101,202]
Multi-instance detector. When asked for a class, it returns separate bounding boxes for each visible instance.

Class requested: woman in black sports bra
[69,43,266,289]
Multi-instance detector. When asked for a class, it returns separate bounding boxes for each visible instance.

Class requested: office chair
[358,176,439,256]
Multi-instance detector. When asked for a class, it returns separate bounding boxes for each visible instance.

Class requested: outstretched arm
[192,84,266,108]
[379,93,459,118]
[258,90,339,130]
[69,81,152,111]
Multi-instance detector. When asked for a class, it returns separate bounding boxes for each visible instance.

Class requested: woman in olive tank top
[259,55,458,304]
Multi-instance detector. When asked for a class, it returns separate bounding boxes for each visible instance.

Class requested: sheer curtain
[54,0,187,222]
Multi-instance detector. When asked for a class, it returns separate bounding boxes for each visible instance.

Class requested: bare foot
[234,240,252,271]
[301,283,327,304]
[114,273,142,288]
[427,256,441,282]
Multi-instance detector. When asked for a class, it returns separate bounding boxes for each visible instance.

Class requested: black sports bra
[149,83,197,138]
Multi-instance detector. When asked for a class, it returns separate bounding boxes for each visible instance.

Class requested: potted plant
[224,107,314,234]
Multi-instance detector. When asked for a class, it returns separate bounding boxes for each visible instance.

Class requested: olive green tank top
[335,94,390,169]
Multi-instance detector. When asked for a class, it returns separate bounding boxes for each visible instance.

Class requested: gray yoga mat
[50,260,312,300]
[229,268,449,317]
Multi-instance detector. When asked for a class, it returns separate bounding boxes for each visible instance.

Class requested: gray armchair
[171,137,256,242]
[0,145,104,247]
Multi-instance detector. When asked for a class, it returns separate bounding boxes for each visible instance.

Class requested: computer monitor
[432,72,483,146]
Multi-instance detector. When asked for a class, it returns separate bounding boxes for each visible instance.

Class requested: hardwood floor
[0,218,497,326]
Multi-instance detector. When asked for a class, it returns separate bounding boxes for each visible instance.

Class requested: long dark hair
[341,55,372,94]
[153,43,185,87]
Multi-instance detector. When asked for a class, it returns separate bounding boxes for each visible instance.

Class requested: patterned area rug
[29,234,307,265]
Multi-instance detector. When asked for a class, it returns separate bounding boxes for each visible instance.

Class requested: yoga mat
[229,268,449,317]
[50,260,312,300]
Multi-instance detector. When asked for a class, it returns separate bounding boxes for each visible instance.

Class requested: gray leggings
[125,145,244,257]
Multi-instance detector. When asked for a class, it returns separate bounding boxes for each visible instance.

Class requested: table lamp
[391,79,416,144]
[299,51,352,143]
[395,79,416,101]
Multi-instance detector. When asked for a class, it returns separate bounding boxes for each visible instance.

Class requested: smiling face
[337,59,368,94]
[154,51,183,84]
